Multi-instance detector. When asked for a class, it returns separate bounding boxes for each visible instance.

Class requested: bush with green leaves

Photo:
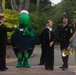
[4,9,19,45]
[30,13,47,44]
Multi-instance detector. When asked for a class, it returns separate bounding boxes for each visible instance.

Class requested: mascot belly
[11,26,36,58]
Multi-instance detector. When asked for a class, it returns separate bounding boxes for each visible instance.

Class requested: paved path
[0,45,76,75]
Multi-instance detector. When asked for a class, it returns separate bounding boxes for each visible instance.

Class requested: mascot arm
[12,27,19,34]
[23,28,34,37]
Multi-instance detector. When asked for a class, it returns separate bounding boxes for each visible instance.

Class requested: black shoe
[0,69,6,71]
[49,68,54,71]
[4,67,8,70]
[38,63,44,65]
[45,68,49,70]
[62,67,67,71]
[59,66,63,68]
[59,66,68,69]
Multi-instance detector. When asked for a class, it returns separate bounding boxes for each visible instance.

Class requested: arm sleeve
[69,25,74,38]
[51,30,56,42]
[6,27,14,32]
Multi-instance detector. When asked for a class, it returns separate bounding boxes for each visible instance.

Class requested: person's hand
[39,44,41,47]
[69,37,73,42]
[49,42,53,47]
[14,25,17,28]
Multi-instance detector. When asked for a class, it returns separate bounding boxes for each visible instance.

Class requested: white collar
[0,23,2,26]
[63,23,67,26]
[47,27,52,31]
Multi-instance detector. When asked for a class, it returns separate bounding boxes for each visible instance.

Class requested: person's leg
[60,44,69,70]
[23,50,30,68]
[62,55,69,68]
[45,46,49,70]
[0,44,7,70]
[75,47,76,63]
[16,52,23,68]
[74,47,76,74]
[49,47,54,70]
[39,44,45,65]
[45,55,49,70]
[0,48,6,70]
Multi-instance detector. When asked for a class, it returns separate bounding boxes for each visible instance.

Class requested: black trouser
[60,44,69,68]
[40,43,46,64]
[0,43,6,69]
[45,45,54,69]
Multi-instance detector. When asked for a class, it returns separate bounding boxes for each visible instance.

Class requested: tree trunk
[11,0,18,11]
[37,0,40,6]
[18,0,24,12]
[24,0,30,11]
[0,0,4,12]
[36,0,40,12]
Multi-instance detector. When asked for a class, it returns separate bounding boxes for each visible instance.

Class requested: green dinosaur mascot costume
[11,10,36,68]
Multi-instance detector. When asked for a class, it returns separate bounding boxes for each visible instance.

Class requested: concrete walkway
[0,45,76,75]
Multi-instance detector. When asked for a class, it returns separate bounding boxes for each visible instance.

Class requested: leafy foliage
[4,9,19,45]
[4,0,76,44]
[4,9,47,44]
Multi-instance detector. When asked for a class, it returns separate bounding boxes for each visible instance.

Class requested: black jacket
[59,24,73,46]
[39,29,45,44]
[0,23,13,45]
[41,28,56,45]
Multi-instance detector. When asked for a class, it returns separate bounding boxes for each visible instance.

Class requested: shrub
[4,9,19,45]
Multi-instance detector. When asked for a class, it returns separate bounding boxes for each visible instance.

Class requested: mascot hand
[23,28,33,37]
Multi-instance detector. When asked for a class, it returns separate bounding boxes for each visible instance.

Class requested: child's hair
[0,14,5,20]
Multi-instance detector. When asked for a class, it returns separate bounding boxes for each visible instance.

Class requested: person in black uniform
[59,17,73,70]
[39,24,48,65]
[0,14,14,71]
[42,20,56,70]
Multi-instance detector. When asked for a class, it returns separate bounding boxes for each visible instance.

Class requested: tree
[39,0,52,13]
[36,0,40,12]
[11,0,18,11]
[30,0,40,12]
[0,0,3,12]
[61,0,76,23]
[11,0,30,12]
[5,0,11,9]
[24,0,30,11]
[18,0,24,12]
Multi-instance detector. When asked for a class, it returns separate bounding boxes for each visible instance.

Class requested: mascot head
[19,10,30,28]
